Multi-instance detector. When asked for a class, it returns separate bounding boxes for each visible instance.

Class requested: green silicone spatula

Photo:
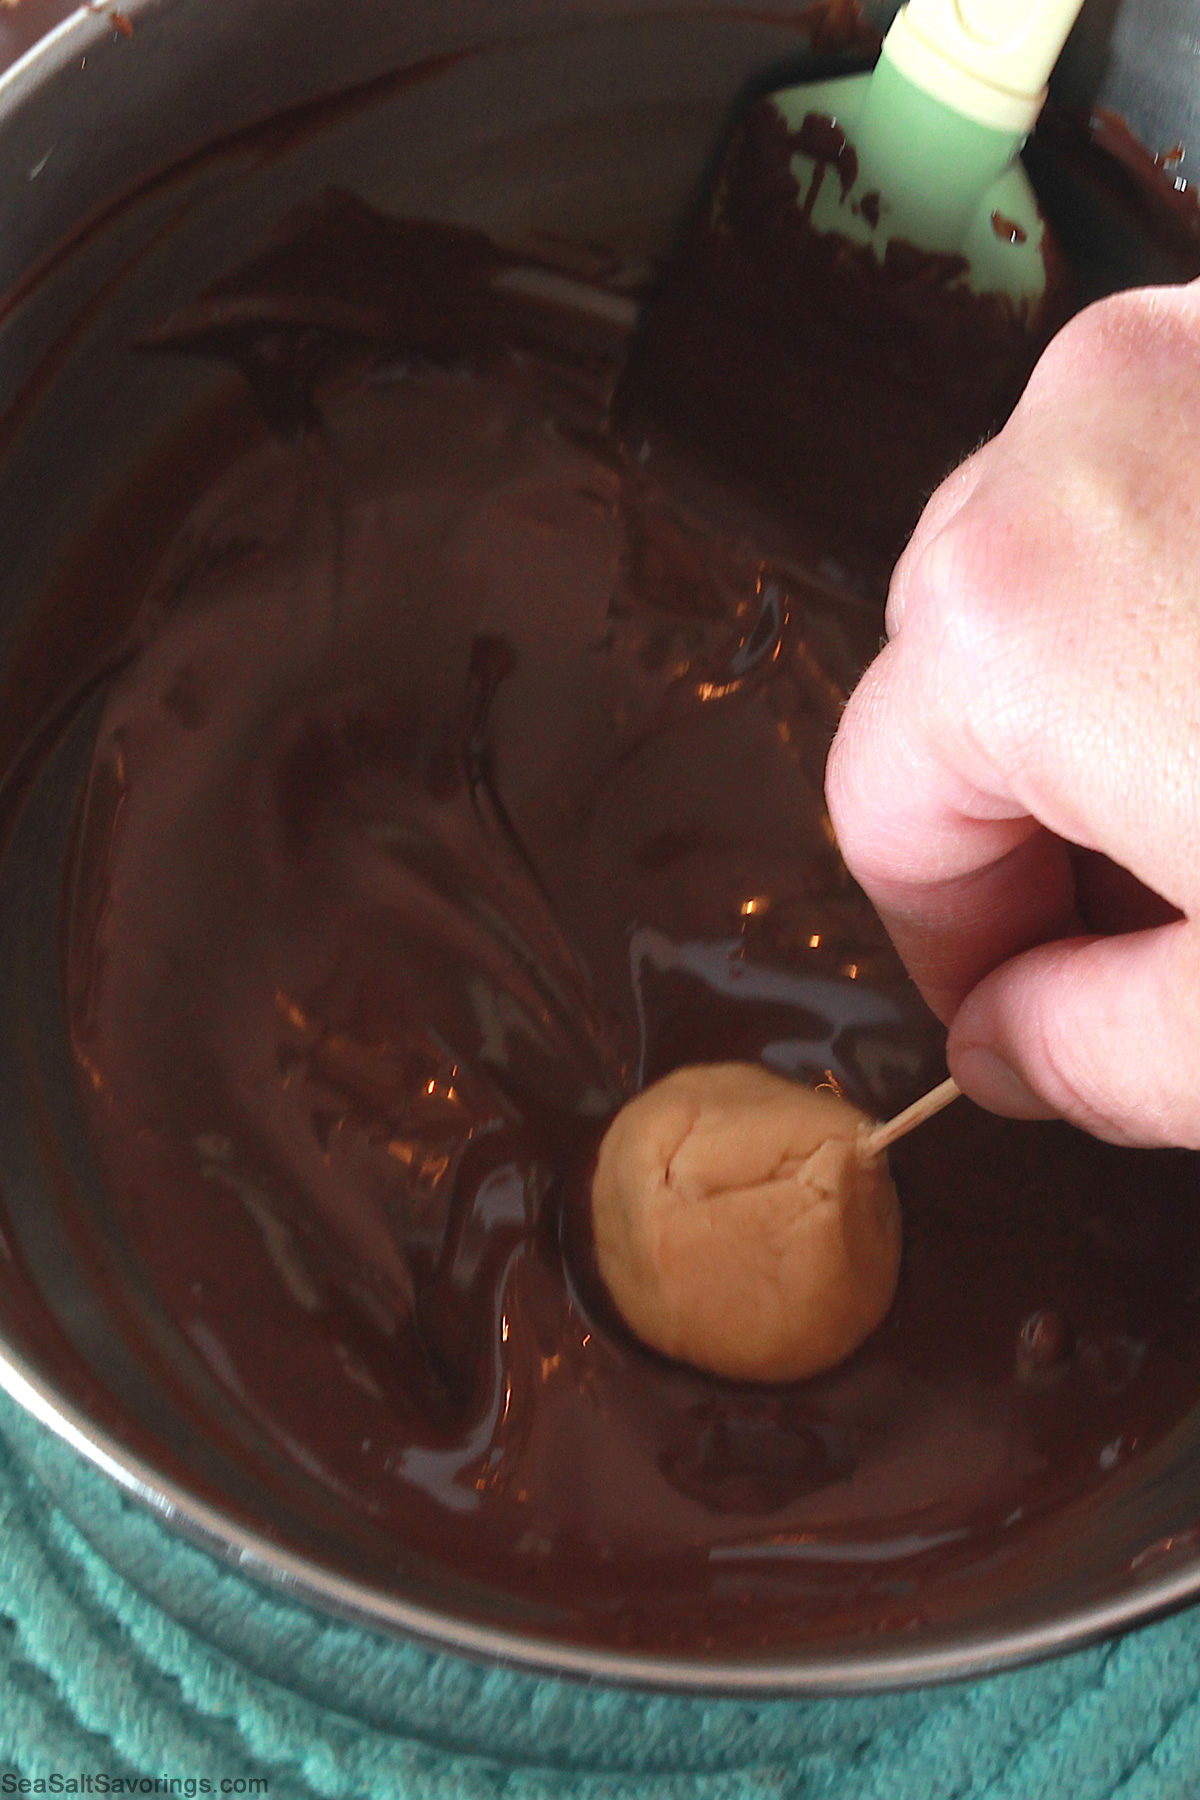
[778,0,1088,308]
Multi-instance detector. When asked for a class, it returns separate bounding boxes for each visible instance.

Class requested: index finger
[825,634,1080,1024]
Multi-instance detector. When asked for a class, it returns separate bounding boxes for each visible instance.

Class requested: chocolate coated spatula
[611,0,1092,567]
[776,0,1087,308]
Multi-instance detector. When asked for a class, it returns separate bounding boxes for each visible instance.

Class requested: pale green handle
[855,50,1022,252]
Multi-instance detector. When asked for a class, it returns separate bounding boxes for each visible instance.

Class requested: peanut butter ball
[590,1062,901,1383]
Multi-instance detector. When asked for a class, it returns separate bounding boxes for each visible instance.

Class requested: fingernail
[954,1049,1049,1119]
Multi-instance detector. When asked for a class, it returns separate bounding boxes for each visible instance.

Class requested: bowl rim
[4,1335,1200,1694]
[0,3,107,116]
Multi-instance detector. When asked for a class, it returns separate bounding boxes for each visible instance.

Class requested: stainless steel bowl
[2,0,1200,1696]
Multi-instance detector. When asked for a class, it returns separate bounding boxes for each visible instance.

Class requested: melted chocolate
[992,210,1029,245]
[794,112,860,213]
[46,96,1200,1654]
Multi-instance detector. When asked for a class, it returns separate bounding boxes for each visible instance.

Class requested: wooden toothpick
[861,1077,961,1157]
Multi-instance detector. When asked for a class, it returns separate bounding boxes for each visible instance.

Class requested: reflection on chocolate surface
[49,91,1200,1653]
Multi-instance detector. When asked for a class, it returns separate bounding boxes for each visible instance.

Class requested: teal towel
[0,1386,1198,1797]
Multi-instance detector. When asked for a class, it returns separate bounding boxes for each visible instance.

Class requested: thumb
[948,920,1200,1148]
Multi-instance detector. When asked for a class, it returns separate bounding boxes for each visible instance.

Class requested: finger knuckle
[1030,283,1200,405]
[905,502,1020,660]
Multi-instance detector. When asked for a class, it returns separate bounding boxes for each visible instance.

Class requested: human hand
[826,281,1200,1148]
